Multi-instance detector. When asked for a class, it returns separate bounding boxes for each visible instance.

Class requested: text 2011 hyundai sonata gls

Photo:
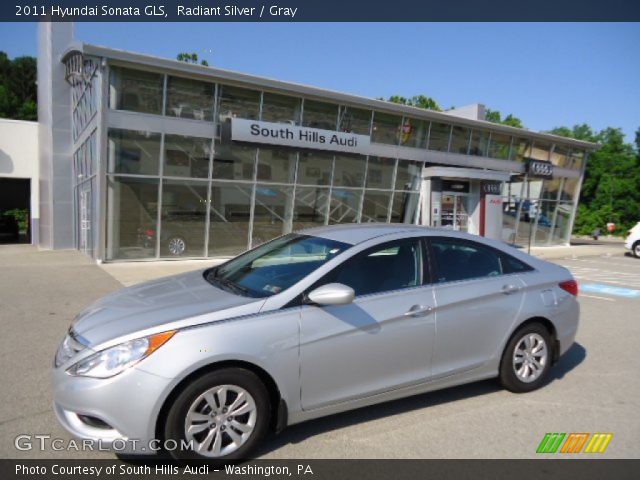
[53,224,579,460]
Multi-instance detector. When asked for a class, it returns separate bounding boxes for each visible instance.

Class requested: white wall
[0,118,40,242]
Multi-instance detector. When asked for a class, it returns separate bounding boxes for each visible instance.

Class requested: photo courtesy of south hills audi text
[15,5,299,18]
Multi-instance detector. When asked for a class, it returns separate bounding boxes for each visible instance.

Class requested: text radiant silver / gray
[52,224,579,460]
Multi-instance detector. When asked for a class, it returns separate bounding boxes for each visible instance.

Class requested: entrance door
[440,194,469,232]
[78,189,92,255]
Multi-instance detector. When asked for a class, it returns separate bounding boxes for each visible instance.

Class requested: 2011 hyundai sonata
[53,224,579,460]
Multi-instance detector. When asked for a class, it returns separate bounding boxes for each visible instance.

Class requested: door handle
[404,305,433,317]
[502,284,521,295]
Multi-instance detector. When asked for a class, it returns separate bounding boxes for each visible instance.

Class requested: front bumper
[624,238,634,250]
[52,363,173,454]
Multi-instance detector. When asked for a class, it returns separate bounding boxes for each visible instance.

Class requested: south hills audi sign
[231,118,371,154]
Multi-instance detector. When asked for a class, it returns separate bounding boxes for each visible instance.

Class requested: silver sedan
[53,224,579,460]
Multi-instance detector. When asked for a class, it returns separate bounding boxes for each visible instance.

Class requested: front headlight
[67,331,176,378]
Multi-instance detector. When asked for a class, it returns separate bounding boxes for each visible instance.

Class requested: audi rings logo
[528,160,554,178]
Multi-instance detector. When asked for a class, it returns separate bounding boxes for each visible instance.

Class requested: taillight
[145,229,154,236]
[559,279,578,296]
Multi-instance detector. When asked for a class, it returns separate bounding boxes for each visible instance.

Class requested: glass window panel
[361,190,392,223]
[530,141,551,162]
[390,191,419,224]
[371,112,402,145]
[297,152,333,186]
[218,85,261,122]
[159,180,208,257]
[302,100,338,130]
[427,122,452,152]
[511,138,532,162]
[208,182,252,257]
[550,144,570,168]
[338,106,371,135]
[431,238,503,282]
[293,187,329,231]
[106,176,159,260]
[550,202,573,245]
[256,147,297,183]
[395,160,422,191]
[487,132,511,160]
[107,128,161,175]
[212,144,256,180]
[163,135,212,179]
[261,92,302,125]
[109,67,163,115]
[469,129,490,157]
[166,76,214,121]
[399,118,429,149]
[560,178,578,202]
[568,150,585,170]
[365,156,395,189]
[539,178,562,201]
[329,188,362,224]
[532,200,556,245]
[449,126,471,154]
[333,154,366,188]
[252,185,294,247]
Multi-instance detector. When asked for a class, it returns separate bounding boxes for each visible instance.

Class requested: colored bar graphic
[584,433,613,453]
[537,433,612,454]
[536,433,565,453]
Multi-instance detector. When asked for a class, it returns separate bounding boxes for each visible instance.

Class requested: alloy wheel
[512,333,548,383]
[168,237,186,256]
[184,384,257,457]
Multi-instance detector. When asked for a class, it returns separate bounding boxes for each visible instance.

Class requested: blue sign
[581,284,640,299]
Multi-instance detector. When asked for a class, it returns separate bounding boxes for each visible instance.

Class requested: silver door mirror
[306,283,355,306]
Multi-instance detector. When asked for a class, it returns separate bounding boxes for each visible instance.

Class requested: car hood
[71,270,265,346]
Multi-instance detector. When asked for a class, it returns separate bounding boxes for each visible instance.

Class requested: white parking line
[579,294,615,301]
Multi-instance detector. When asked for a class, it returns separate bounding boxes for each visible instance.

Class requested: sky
[1,22,639,142]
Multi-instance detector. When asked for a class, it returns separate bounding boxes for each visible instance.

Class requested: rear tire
[164,368,270,461]
[633,241,640,258]
[500,323,552,393]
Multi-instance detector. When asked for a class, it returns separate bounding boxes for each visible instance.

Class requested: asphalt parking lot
[1,244,638,459]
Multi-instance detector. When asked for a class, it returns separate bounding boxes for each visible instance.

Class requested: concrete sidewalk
[98,240,629,287]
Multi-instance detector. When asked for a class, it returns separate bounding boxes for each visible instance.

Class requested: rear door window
[430,238,503,283]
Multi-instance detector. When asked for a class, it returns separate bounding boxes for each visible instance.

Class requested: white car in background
[625,222,640,258]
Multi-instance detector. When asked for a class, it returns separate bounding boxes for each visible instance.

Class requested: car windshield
[205,234,350,298]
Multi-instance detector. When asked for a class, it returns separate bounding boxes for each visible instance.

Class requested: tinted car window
[327,238,423,296]
[502,254,534,273]
[431,238,502,283]
[207,234,350,297]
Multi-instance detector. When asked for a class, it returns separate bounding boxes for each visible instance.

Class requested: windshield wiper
[214,276,250,296]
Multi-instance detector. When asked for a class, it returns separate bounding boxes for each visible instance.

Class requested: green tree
[0,52,37,120]
[383,94,441,111]
[176,52,209,66]
[554,125,640,235]
[485,108,524,128]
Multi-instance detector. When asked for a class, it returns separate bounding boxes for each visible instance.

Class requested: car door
[299,237,436,410]
[428,237,526,379]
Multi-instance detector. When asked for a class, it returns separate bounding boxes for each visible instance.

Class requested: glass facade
[97,65,590,260]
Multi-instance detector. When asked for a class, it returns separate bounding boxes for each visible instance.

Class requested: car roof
[300,223,438,245]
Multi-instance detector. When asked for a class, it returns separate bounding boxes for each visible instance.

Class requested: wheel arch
[505,316,559,365]
[154,359,287,443]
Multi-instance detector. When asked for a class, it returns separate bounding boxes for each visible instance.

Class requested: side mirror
[306,283,355,306]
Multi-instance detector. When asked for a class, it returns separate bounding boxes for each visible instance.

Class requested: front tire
[164,368,270,460]
[500,324,552,393]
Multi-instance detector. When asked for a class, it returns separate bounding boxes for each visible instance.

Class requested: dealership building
[7,23,598,261]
